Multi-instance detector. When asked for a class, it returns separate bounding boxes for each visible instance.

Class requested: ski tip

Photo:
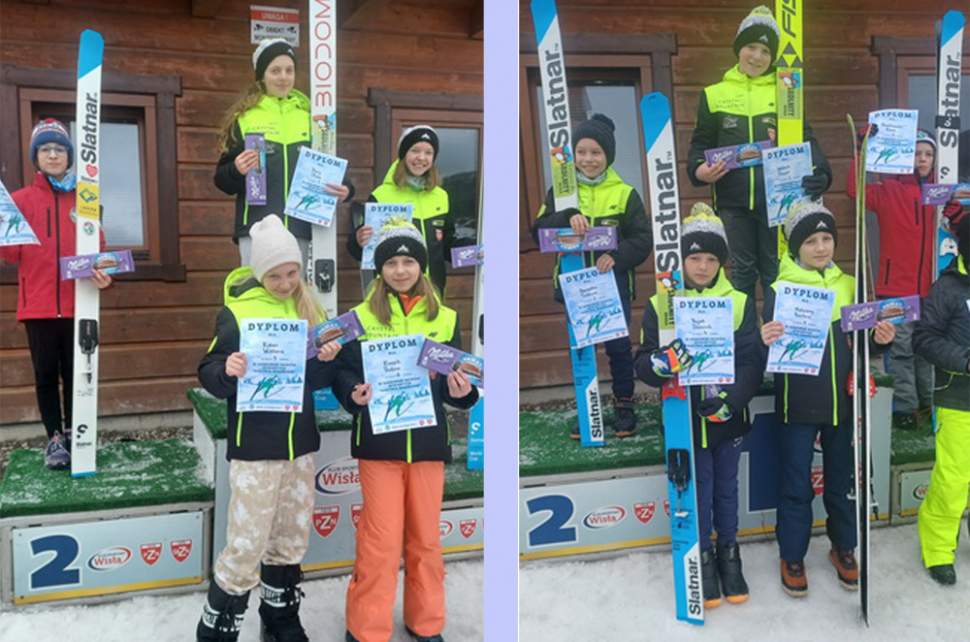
[640,92,671,151]
[941,10,965,41]
[78,29,104,78]
[530,0,557,41]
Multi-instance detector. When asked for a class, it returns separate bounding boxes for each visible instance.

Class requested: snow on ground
[521,524,970,642]
[0,560,482,642]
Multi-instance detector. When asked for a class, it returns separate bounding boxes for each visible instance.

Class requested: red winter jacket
[846,160,959,299]
[0,172,103,321]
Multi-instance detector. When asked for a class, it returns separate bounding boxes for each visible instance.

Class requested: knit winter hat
[397,125,439,161]
[681,203,730,265]
[573,114,617,167]
[734,5,780,62]
[30,118,74,168]
[253,38,296,81]
[916,129,937,153]
[783,200,838,258]
[249,214,303,281]
[373,223,428,274]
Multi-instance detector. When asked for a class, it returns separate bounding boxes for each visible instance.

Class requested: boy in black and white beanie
[782,200,838,261]
[733,5,780,62]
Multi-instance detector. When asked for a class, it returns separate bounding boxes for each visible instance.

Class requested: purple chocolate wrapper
[537,227,617,253]
[245,134,267,206]
[451,244,483,268]
[704,140,773,170]
[60,250,135,280]
[922,182,970,206]
[417,338,484,387]
[306,310,365,359]
[840,295,920,332]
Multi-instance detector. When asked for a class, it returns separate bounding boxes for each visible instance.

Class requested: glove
[650,339,692,378]
[696,391,733,423]
[801,170,829,200]
[558,207,582,222]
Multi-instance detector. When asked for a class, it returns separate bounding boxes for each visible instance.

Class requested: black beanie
[783,201,838,259]
[397,125,439,161]
[253,38,296,81]
[733,6,780,62]
[573,114,616,167]
[373,224,429,274]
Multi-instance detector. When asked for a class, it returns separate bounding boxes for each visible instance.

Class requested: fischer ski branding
[71,29,104,477]
[775,0,804,259]
[642,92,702,625]
[308,0,338,318]
[531,0,604,447]
[935,10,964,278]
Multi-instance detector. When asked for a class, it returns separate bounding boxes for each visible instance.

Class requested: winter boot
[569,421,580,440]
[196,582,249,641]
[780,560,807,597]
[716,542,749,604]
[829,549,859,591]
[44,433,70,470]
[345,632,360,642]
[405,626,445,642]
[928,564,956,586]
[612,397,637,438]
[258,564,308,642]
[701,548,721,608]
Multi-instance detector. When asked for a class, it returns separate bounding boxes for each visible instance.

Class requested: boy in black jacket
[761,202,894,598]
[533,114,653,437]
[635,204,764,608]
[686,5,832,297]
[913,209,970,586]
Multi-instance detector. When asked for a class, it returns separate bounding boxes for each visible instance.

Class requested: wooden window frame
[0,66,185,282]
[518,33,676,245]
[872,35,970,108]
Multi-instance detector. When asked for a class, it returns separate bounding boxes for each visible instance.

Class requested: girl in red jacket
[846,129,961,429]
[0,119,111,469]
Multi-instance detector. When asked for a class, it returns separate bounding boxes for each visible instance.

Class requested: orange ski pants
[345,459,445,642]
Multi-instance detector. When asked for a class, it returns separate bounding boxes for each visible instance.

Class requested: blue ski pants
[776,422,857,562]
[696,436,742,551]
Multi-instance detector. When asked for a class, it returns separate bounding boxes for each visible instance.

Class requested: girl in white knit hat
[195,214,347,642]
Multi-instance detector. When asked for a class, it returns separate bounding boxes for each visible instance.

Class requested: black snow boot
[196,582,249,641]
[405,626,445,642]
[259,564,309,642]
[612,397,637,438]
[701,548,721,608]
[928,564,957,586]
[716,542,749,604]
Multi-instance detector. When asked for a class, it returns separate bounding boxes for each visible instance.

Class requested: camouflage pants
[213,454,316,595]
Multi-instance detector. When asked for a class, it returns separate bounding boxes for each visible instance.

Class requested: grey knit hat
[734,5,780,61]
[783,201,838,258]
[373,223,428,273]
[681,203,729,265]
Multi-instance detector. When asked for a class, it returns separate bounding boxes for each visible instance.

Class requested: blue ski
[531,0,604,447]
[641,92,703,624]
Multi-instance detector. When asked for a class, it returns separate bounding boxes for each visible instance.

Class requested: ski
[530,0,604,447]
[848,113,873,625]
[641,92,702,625]
[71,29,105,478]
[935,10,964,279]
[775,0,804,259]
[308,0,338,318]
[466,183,485,471]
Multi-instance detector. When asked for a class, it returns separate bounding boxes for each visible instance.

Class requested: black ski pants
[24,318,74,439]
[717,206,779,298]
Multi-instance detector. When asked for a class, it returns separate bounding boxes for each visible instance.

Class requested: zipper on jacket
[54,198,62,317]
[747,79,755,211]
[883,259,891,286]
[20,276,27,307]
[287,412,296,460]
[236,412,244,447]
[282,101,291,231]
[829,327,838,426]
[783,374,789,423]
[700,385,708,448]
[355,414,362,447]
[46,207,51,237]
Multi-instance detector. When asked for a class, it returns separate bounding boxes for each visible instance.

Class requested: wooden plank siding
[0,0,482,423]
[518,0,969,391]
